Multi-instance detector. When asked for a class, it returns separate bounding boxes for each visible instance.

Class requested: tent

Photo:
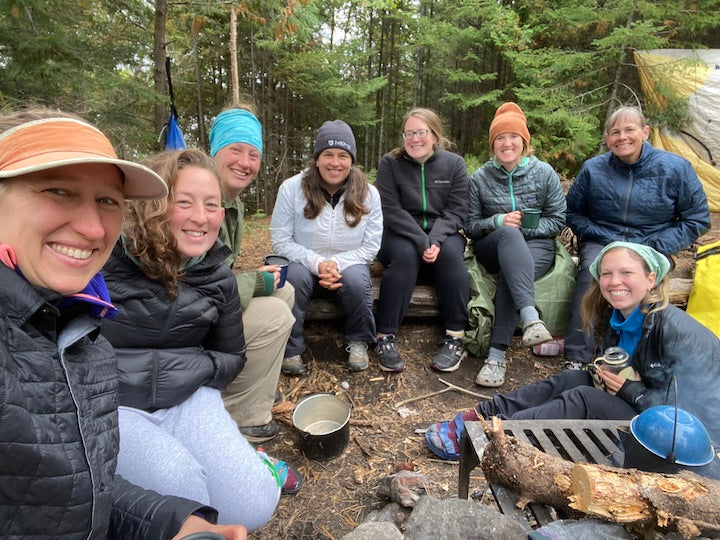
[634,49,720,211]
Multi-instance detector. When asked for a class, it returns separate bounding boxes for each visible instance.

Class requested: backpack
[686,239,720,338]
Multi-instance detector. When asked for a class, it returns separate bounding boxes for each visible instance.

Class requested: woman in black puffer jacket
[1,110,244,539]
[102,149,290,531]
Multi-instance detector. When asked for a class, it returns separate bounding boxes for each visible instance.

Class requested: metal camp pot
[293,393,351,461]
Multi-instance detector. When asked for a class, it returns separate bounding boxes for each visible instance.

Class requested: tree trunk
[153,0,167,149]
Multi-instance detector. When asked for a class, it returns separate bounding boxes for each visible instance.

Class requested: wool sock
[487,346,506,364]
[519,306,540,327]
[446,329,464,339]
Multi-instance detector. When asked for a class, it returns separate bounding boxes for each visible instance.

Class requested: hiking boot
[239,419,279,443]
[375,335,405,372]
[431,336,467,372]
[346,341,369,371]
[282,354,305,375]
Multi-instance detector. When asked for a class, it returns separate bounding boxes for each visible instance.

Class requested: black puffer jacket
[609,305,720,444]
[376,149,469,255]
[102,240,246,411]
[0,265,208,539]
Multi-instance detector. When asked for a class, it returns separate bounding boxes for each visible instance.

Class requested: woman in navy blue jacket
[563,106,710,367]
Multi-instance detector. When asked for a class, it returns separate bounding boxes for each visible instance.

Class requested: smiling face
[604,116,650,164]
[0,163,124,295]
[598,248,656,318]
[213,142,261,200]
[492,132,525,170]
[316,148,352,194]
[402,116,437,163]
[168,166,225,261]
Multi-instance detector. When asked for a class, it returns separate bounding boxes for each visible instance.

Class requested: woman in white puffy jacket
[270,120,383,374]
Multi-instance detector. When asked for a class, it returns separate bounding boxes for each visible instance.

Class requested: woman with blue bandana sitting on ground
[270,120,383,372]
[425,241,720,460]
[102,149,302,532]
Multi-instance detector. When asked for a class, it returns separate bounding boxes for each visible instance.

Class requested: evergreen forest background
[2,0,719,214]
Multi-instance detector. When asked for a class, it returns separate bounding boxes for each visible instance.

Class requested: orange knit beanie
[488,102,531,147]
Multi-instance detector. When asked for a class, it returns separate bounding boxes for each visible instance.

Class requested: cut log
[479,417,720,538]
[570,463,720,537]
[480,417,576,512]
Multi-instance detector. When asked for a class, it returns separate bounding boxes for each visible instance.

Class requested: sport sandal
[425,409,481,461]
[521,320,553,347]
[475,358,507,387]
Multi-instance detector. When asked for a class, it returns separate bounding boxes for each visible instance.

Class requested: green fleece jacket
[219,197,274,309]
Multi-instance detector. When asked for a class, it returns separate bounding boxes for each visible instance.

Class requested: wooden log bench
[305,275,693,321]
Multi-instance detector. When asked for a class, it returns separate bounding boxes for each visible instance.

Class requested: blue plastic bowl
[630,405,715,466]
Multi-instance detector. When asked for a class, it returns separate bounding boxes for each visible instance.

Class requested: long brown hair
[301,159,370,227]
[390,107,454,158]
[123,149,221,298]
[580,246,670,332]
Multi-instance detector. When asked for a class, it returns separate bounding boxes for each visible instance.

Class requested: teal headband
[209,109,262,157]
[590,241,671,282]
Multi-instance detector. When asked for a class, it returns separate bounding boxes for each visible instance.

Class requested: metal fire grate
[459,419,629,530]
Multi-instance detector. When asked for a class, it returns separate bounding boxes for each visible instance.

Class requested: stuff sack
[463,240,576,357]
[687,239,720,338]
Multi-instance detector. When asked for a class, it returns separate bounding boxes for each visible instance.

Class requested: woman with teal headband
[210,104,296,444]
[425,240,720,461]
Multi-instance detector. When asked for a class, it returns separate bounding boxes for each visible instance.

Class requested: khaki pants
[222,284,295,427]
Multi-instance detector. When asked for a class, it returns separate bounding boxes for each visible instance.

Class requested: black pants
[563,241,604,363]
[476,369,638,420]
[376,231,469,334]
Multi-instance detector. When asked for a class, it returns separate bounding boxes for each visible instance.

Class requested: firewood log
[480,417,576,511]
[570,463,720,538]
[479,417,720,538]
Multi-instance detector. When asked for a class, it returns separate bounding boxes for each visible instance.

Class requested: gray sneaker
[282,354,305,375]
[346,341,369,371]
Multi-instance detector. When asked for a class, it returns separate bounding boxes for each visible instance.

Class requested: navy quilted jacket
[101,240,246,411]
[566,141,710,255]
[0,265,207,539]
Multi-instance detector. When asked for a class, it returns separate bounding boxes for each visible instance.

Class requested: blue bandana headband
[209,109,263,157]
[589,241,671,282]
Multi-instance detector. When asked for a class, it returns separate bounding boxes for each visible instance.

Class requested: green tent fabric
[463,240,576,357]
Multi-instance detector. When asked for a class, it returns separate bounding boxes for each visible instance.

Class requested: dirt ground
[237,214,719,540]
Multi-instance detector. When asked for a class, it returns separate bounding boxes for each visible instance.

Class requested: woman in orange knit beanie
[464,102,566,388]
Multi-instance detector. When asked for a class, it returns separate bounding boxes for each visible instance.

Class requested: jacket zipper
[421,162,428,230]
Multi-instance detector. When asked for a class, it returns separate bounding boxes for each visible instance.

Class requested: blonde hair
[580,246,670,332]
[391,108,454,158]
[604,106,648,135]
[123,149,220,299]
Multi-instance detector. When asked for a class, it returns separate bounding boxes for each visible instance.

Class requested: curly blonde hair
[123,149,220,298]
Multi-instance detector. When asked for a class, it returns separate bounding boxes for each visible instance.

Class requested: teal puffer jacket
[466,155,566,240]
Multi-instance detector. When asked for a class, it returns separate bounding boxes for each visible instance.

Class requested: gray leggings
[472,227,555,347]
[116,386,280,530]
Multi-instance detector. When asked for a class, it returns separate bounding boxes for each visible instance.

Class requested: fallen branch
[395,387,452,407]
[438,377,491,400]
